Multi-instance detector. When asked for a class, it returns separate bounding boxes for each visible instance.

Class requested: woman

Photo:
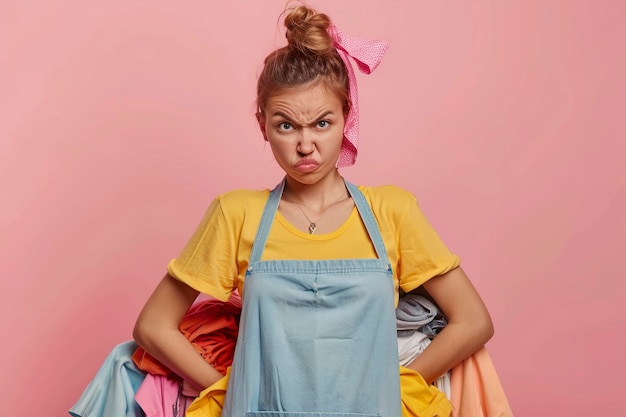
[133,5,493,417]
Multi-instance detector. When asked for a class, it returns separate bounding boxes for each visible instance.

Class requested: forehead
[265,83,343,114]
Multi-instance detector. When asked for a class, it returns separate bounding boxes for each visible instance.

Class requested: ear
[256,112,268,142]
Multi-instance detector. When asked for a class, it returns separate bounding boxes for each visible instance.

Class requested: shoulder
[213,188,271,216]
[359,184,417,203]
[217,188,271,204]
[186,187,271,247]
[358,184,418,220]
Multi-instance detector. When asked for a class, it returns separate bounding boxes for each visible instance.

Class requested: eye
[316,120,330,129]
[277,122,293,131]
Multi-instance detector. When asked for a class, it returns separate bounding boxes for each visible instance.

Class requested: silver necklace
[292,203,324,234]
[284,198,346,234]
[283,185,350,234]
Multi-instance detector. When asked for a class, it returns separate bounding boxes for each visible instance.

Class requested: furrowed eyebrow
[271,111,335,127]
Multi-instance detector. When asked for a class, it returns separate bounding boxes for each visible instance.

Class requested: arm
[405,266,494,384]
[133,273,224,393]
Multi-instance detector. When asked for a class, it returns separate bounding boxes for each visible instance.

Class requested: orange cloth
[132,294,241,376]
[450,347,513,417]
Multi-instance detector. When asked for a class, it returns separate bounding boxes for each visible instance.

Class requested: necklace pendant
[308,222,317,234]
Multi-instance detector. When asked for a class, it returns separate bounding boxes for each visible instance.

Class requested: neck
[283,170,348,212]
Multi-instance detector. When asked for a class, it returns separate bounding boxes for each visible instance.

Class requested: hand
[181,379,201,397]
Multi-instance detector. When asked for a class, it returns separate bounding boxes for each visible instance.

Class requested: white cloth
[398,331,451,398]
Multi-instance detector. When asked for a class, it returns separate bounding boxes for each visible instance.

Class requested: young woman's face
[259,83,345,185]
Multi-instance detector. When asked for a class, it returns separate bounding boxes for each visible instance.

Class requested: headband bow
[329,24,389,168]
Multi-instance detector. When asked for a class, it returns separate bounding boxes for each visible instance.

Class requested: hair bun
[284,5,333,54]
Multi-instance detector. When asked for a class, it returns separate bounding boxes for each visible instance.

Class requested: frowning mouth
[294,159,319,173]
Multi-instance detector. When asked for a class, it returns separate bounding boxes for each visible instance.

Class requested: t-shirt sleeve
[167,196,238,301]
[396,192,460,293]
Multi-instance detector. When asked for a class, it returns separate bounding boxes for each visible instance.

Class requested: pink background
[1,1,624,415]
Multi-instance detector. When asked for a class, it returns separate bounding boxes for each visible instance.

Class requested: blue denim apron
[222,179,402,417]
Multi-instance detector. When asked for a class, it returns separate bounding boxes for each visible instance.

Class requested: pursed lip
[294,158,320,173]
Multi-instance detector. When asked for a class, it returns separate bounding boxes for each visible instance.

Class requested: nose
[296,128,315,155]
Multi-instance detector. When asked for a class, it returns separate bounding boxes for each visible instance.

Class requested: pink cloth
[329,24,388,168]
[450,347,514,417]
[136,374,194,417]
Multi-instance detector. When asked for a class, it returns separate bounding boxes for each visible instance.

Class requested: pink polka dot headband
[329,24,389,168]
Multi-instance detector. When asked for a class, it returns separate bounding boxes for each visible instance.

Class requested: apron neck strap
[249,178,285,263]
[344,181,390,265]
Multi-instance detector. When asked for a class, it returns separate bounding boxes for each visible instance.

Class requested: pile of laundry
[69,291,513,417]
[396,292,451,396]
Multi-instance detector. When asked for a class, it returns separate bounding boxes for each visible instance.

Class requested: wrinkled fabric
[132,294,241,376]
[396,292,448,338]
[69,341,145,417]
[450,347,513,417]
[72,341,512,417]
[397,294,439,331]
[329,24,388,168]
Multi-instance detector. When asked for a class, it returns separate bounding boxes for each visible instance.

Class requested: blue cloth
[222,179,403,417]
[69,341,146,417]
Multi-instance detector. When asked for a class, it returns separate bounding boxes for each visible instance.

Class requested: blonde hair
[256,5,350,115]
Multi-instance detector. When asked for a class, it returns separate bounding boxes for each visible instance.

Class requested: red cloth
[132,294,242,376]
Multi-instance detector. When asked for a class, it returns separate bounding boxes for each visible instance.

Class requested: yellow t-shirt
[168,184,460,303]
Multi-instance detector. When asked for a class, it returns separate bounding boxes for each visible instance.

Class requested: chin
[284,170,316,181]
[287,174,318,185]
[289,169,339,186]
